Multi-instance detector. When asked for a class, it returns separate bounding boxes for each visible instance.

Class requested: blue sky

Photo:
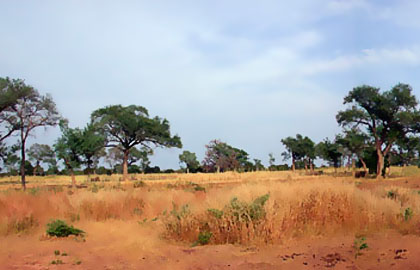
[1,0,420,168]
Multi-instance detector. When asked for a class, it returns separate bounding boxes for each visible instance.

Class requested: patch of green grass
[46,219,84,237]
[208,208,224,219]
[54,250,60,256]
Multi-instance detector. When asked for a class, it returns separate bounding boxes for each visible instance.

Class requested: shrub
[404,207,413,221]
[353,236,368,258]
[193,231,212,246]
[46,219,84,237]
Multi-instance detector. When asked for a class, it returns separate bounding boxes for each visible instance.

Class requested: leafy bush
[46,219,84,237]
[194,231,212,246]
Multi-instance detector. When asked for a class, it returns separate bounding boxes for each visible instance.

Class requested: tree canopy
[337,83,420,177]
[91,105,182,180]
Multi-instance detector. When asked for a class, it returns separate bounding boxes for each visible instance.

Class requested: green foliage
[210,193,270,222]
[337,83,420,176]
[91,105,182,179]
[51,259,63,265]
[354,236,368,258]
[46,219,84,237]
[54,250,60,256]
[208,208,224,219]
[316,138,342,168]
[179,150,200,172]
[282,134,315,170]
[193,231,212,246]
[404,207,413,221]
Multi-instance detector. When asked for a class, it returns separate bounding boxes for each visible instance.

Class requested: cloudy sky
[2,0,420,169]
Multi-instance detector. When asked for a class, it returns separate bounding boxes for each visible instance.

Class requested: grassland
[1,169,420,269]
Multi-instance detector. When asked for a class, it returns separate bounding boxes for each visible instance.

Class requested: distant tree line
[2,77,420,189]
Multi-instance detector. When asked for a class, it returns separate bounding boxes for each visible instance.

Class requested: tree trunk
[71,170,76,189]
[122,149,129,181]
[376,148,384,179]
[186,167,190,174]
[292,156,296,172]
[304,159,308,172]
[360,158,368,175]
[310,159,314,173]
[352,158,356,177]
[20,130,26,190]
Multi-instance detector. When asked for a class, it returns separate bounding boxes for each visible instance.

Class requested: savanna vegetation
[2,78,420,269]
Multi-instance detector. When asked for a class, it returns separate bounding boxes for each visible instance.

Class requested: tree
[105,146,152,173]
[179,150,200,173]
[389,136,420,167]
[316,138,343,169]
[337,84,420,178]
[78,123,106,175]
[91,105,182,181]
[202,140,250,172]
[0,77,33,143]
[2,82,60,189]
[27,143,56,176]
[268,153,275,167]
[281,136,300,171]
[54,121,84,188]
[281,134,314,172]
[253,159,265,171]
[336,128,371,175]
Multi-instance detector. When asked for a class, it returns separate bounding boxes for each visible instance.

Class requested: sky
[2,0,420,169]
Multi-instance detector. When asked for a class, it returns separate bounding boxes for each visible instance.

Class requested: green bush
[197,231,212,245]
[46,219,84,237]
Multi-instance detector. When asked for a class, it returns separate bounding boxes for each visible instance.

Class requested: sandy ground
[2,220,420,270]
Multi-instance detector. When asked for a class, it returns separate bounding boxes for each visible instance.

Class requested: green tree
[54,121,84,188]
[281,134,314,172]
[179,150,200,173]
[316,138,343,169]
[78,123,106,175]
[0,77,33,143]
[105,146,152,173]
[336,128,371,175]
[253,159,265,171]
[91,105,182,181]
[337,84,420,178]
[27,143,56,176]
[2,82,60,189]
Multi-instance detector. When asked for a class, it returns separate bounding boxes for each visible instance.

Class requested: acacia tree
[336,128,371,175]
[91,105,182,181]
[281,134,314,172]
[54,121,84,188]
[78,123,106,175]
[105,146,153,173]
[337,84,420,178]
[27,143,55,175]
[316,138,343,169]
[2,82,60,189]
[0,77,33,143]
[179,150,200,173]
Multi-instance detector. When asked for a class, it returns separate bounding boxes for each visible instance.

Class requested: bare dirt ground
[2,224,420,270]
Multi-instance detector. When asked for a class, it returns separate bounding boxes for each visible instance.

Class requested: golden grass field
[2,168,420,269]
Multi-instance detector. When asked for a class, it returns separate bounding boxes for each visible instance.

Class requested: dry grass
[0,171,419,246]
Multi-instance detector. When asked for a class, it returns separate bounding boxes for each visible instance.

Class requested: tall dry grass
[0,173,419,245]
